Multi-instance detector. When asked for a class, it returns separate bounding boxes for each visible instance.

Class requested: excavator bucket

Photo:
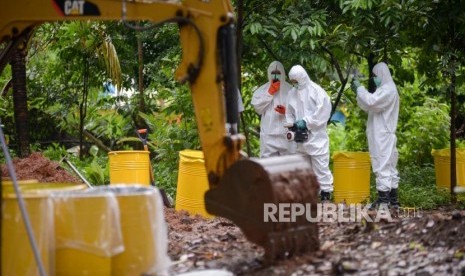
[205,154,320,262]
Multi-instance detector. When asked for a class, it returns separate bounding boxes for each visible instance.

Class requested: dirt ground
[3,154,465,275]
[166,207,465,275]
[1,152,80,183]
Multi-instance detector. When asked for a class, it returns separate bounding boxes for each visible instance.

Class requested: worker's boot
[369,190,390,210]
[389,188,400,210]
[320,191,332,203]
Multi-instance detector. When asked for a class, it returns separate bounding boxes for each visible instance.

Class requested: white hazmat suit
[252,61,293,157]
[356,62,400,192]
[286,65,334,193]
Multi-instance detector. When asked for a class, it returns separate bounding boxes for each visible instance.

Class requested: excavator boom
[0,0,319,262]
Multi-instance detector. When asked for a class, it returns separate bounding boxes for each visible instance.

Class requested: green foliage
[340,0,380,11]
[82,158,108,186]
[42,143,109,186]
[42,143,68,161]
[340,89,369,152]
[0,74,15,142]
[398,98,450,165]
[398,165,450,209]
[240,66,263,157]
[328,123,347,153]
[85,107,133,149]
[136,83,200,197]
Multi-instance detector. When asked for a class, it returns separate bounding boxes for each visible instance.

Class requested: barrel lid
[2,183,87,197]
[179,150,204,159]
[89,185,159,196]
[108,150,149,155]
[432,148,465,158]
[2,179,39,185]
[332,151,370,161]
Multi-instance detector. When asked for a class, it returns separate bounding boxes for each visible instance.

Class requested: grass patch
[369,164,451,209]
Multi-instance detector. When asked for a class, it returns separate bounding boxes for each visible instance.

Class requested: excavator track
[205,154,320,262]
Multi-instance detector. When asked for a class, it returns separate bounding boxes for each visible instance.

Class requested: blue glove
[295,119,307,130]
[351,79,361,93]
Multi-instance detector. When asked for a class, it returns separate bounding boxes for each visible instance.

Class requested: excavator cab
[0,0,320,263]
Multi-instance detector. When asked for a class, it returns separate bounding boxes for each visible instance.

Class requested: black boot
[369,190,390,210]
[320,191,332,202]
[389,188,400,210]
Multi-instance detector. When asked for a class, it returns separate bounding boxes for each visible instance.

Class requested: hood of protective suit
[251,60,294,157]
[373,62,394,86]
[286,65,332,156]
[267,61,287,83]
[288,65,311,89]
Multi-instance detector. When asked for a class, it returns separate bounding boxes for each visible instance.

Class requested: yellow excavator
[0,0,319,261]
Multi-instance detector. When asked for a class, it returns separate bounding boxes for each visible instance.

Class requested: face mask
[271,68,281,83]
[273,73,281,82]
[291,81,299,89]
[373,76,382,87]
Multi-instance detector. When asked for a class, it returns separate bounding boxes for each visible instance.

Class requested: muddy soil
[1,152,80,183]
[165,207,465,275]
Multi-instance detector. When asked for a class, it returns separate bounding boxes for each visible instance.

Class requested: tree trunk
[450,72,457,203]
[235,0,252,156]
[137,26,145,113]
[447,0,457,203]
[11,45,30,157]
[322,46,349,120]
[79,58,89,160]
[367,53,376,93]
[236,0,244,89]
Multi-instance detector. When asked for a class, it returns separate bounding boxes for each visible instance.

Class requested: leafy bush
[340,91,369,152]
[328,123,347,153]
[240,67,263,157]
[43,143,109,186]
[138,85,200,199]
[42,143,68,161]
[397,164,450,209]
[398,98,450,166]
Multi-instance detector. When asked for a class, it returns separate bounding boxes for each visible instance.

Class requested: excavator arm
[0,0,319,261]
[1,0,240,179]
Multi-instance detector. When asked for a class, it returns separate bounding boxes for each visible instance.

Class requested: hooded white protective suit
[356,62,400,192]
[286,65,334,192]
[252,61,294,157]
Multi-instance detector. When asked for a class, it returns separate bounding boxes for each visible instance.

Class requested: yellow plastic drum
[52,190,124,276]
[2,180,87,194]
[1,193,54,276]
[108,151,151,186]
[333,151,371,204]
[175,150,212,218]
[431,148,465,190]
[2,178,39,184]
[2,179,38,193]
[93,186,170,275]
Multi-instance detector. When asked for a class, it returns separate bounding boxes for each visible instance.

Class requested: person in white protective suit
[351,62,400,210]
[252,61,294,157]
[286,65,334,201]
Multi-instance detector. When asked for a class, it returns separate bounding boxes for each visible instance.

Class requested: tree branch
[321,46,345,83]
[83,129,111,153]
[321,46,350,120]
[257,35,282,62]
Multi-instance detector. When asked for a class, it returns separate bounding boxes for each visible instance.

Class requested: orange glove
[268,80,280,95]
[274,105,286,115]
